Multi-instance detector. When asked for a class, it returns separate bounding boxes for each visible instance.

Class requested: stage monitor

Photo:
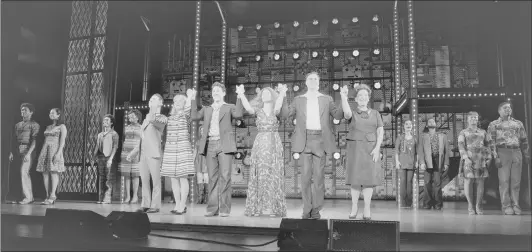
[329,219,400,251]
[277,218,329,251]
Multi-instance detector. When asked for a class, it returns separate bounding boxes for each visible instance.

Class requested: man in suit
[190,82,243,217]
[137,94,167,213]
[418,118,450,210]
[278,72,344,219]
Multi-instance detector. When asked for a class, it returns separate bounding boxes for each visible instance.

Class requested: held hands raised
[340,85,349,98]
[235,84,245,96]
[277,83,288,97]
[186,88,197,100]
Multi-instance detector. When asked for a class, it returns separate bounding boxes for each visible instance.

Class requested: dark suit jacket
[418,132,450,169]
[140,113,167,159]
[191,99,244,156]
[280,94,343,154]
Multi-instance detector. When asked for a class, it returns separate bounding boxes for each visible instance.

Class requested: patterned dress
[244,108,287,217]
[36,125,65,173]
[118,123,142,177]
[458,128,492,178]
[161,106,195,178]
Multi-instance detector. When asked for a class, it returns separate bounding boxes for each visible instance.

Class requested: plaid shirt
[487,117,529,159]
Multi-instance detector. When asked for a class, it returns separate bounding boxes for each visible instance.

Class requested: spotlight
[256,24,261,30]
[273,53,281,61]
[333,119,340,125]
[255,54,262,62]
[332,18,339,24]
[372,48,381,56]
[293,118,297,125]
[235,152,244,160]
[519,92,522,96]
[352,17,359,23]
[372,14,379,22]
[293,52,300,60]
[352,49,360,57]
[313,19,319,25]
[293,153,300,160]
[333,83,340,91]
[293,21,299,27]
[236,119,246,128]
[373,81,382,90]
[293,84,300,92]
[274,22,280,29]
[333,152,341,160]
[312,51,319,58]
[332,50,339,57]
[237,25,243,31]
[237,56,243,63]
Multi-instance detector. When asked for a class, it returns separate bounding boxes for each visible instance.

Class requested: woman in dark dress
[340,84,384,220]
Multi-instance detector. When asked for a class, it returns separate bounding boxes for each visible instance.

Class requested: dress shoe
[301,212,311,219]
[219,213,230,217]
[504,207,514,215]
[513,206,522,215]
[146,208,159,213]
[18,199,34,204]
[137,207,149,213]
[204,212,219,217]
[310,209,321,220]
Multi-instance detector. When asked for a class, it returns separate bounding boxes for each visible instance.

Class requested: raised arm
[148,113,168,132]
[340,85,352,120]
[237,92,256,115]
[328,96,344,120]
[231,98,244,119]
[190,99,205,121]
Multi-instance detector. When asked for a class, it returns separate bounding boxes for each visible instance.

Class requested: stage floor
[2,198,531,236]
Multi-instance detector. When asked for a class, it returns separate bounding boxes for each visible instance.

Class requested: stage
[2,198,531,251]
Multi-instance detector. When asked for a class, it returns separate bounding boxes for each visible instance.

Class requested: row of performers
[9,72,529,218]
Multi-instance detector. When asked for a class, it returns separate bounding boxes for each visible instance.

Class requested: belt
[208,137,220,141]
[306,130,322,135]
[497,144,519,150]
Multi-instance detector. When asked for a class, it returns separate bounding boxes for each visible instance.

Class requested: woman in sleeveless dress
[36,108,67,205]
[118,109,142,204]
[161,93,195,214]
[340,84,384,220]
[395,120,418,208]
[236,85,287,217]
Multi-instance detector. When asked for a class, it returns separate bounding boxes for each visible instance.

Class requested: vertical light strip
[220,22,227,84]
[191,0,202,203]
[393,0,401,102]
[407,0,419,210]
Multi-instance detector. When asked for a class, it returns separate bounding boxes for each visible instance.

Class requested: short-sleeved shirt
[15,120,40,145]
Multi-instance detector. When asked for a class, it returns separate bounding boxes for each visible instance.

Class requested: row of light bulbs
[419,92,523,98]
[237,48,380,63]
[237,15,381,32]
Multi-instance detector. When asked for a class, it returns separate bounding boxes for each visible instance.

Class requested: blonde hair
[354,84,372,97]
[249,87,279,111]
[170,94,187,116]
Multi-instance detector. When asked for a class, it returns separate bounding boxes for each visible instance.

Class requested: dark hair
[498,101,511,110]
[51,108,64,125]
[212,82,226,93]
[128,109,142,124]
[305,71,320,80]
[20,103,35,113]
[104,114,115,127]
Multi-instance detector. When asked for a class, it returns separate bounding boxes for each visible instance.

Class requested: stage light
[352,17,359,23]
[255,54,262,62]
[519,92,522,96]
[274,22,280,29]
[333,119,340,125]
[235,152,244,160]
[333,152,341,160]
[312,51,319,58]
[293,84,300,92]
[495,93,499,96]
[293,21,299,27]
[313,19,319,25]
[237,56,243,63]
[468,94,472,97]
[293,153,300,160]
[352,49,360,57]
[372,14,379,22]
[273,53,281,61]
[372,48,381,56]
[293,52,300,60]
[332,18,339,24]
[236,119,246,128]
[514,93,517,96]
[256,24,262,30]
[237,25,243,31]
[373,81,382,90]
[293,118,297,125]
[332,50,339,57]
[333,83,340,91]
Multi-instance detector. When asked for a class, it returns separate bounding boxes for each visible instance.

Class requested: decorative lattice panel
[92,36,106,70]
[85,72,105,164]
[69,1,92,38]
[63,74,88,164]
[94,1,108,35]
[67,39,90,73]
[59,165,83,193]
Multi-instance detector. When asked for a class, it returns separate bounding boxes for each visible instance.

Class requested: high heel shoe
[349,209,358,219]
[363,215,371,220]
[43,197,56,205]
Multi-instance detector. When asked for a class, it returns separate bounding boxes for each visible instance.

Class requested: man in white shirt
[279,72,345,219]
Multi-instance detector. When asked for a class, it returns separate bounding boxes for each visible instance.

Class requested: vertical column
[191,1,202,202]
[220,23,227,84]
[393,0,402,206]
[407,0,419,210]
